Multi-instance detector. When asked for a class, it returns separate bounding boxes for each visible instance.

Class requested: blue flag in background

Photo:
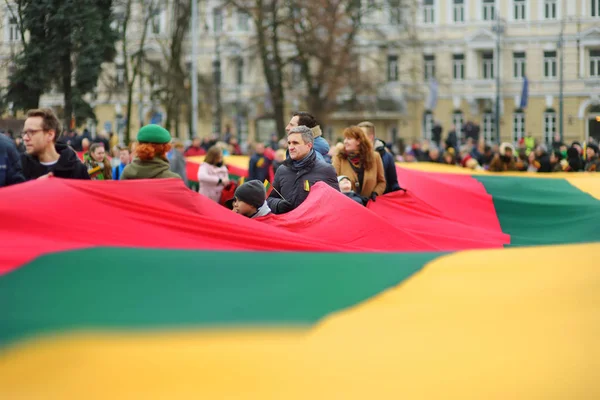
[519,76,529,109]
[426,79,439,111]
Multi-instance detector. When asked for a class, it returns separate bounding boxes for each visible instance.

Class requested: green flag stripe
[475,176,600,246]
[0,248,442,346]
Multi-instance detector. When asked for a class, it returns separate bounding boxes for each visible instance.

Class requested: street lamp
[212,9,223,137]
[558,17,565,141]
[190,0,199,139]
[232,43,243,143]
[491,11,505,145]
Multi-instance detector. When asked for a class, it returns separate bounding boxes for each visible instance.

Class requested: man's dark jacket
[374,139,400,193]
[267,150,339,214]
[248,153,272,182]
[0,134,25,187]
[21,143,90,180]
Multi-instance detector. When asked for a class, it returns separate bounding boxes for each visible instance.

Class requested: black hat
[225,180,266,210]
[588,143,600,155]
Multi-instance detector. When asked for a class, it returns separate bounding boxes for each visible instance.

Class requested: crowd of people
[396,121,600,173]
[1,107,599,221]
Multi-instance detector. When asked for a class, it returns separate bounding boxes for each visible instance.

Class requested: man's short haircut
[26,108,62,142]
[292,112,318,129]
[118,145,130,152]
[357,121,375,136]
[288,125,314,145]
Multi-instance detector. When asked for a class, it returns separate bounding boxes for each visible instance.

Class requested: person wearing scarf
[84,142,112,180]
[333,126,386,203]
[267,125,339,214]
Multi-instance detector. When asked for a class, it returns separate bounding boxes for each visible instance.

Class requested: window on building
[423,0,435,24]
[592,0,600,17]
[482,52,494,80]
[543,109,556,144]
[236,58,244,85]
[483,0,496,21]
[237,10,250,31]
[213,8,223,33]
[389,0,402,25]
[453,54,465,80]
[387,55,399,81]
[590,50,600,77]
[513,110,525,142]
[424,55,436,80]
[116,64,125,86]
[423,111,434,140]
[8,16,18,42]
[513,52,526,78]
[544,51,557,79]
[483,112,495,142]
[453,0,465,23]
[544,0,557,19]
[513,0,526,20]
[453,111,464,141]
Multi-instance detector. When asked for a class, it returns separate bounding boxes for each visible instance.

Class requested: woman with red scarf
[332,126,386,203]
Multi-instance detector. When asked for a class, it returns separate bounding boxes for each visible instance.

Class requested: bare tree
[142,0,192,138]
[223,0,288,138]
[115,0,156,143]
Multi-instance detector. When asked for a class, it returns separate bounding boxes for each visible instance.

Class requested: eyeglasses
[21,129,45,138]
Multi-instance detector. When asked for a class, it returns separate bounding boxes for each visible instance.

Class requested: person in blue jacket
[285,112,330,162]
[358,121,402,194]
[0,134,25,188]
[248,142,272,182]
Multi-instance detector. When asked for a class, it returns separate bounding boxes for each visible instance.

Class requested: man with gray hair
[267,125,339,214]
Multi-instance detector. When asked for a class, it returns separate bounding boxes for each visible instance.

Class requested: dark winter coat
[267,150,339,214]
[344,191,367,206]
[21,143,90,181]
[536,153,552,173]
[445,130,458,151]
[431,124,442,145]
[374,139,401,194]
[248,153,272,182]
[0,134,25,187]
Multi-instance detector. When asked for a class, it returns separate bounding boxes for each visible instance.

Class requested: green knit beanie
[137,124,171,144]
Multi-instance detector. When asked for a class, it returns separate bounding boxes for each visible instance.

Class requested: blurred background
[0,0,598,148]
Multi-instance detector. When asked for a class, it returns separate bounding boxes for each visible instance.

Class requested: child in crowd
[338,175,366,205]
[226,180,272,219]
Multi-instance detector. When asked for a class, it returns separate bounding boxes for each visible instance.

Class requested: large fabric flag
[0,162,599,399]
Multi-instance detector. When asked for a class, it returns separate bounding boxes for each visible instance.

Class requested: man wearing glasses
[20,108,89,180]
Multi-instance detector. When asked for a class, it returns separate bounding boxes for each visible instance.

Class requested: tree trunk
[125,80,135,145]
[61,51,73,134]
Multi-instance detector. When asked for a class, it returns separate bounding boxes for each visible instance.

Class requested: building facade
[0,0,599,147]
[330,0,600,147]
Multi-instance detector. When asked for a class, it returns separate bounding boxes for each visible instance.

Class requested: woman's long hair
[204,145,223,165]
[136,143,171,161]
[337,126,375,170]
[89,142,113,179]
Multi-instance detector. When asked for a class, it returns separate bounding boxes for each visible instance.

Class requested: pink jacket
[198,162,229,202]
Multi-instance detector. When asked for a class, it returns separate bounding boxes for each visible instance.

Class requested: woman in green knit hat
[120,124,182,180]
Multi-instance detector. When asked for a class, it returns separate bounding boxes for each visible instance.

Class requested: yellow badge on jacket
[304,180,310,192]
[256,157,265,168]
